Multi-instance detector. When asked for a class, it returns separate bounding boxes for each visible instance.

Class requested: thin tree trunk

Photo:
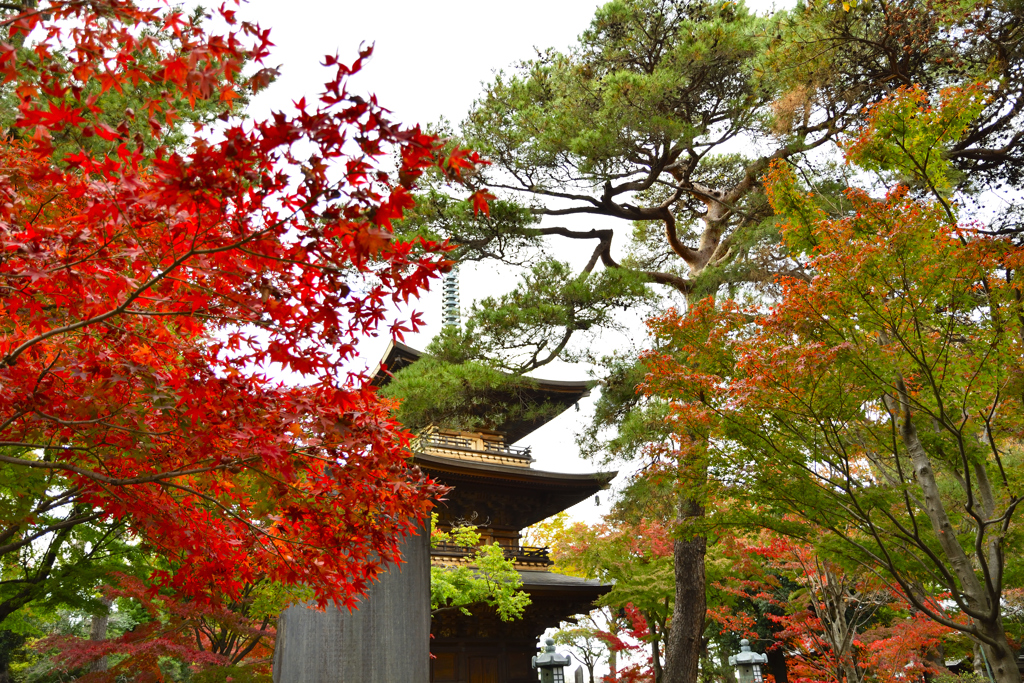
[720,645,736,683]
[89,596,112,672]
[651,618,667,683]
[974,640,988,679]
[603,606,619,682]
[894,389,1021,683]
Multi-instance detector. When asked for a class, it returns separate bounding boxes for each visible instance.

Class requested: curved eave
[369,340,422,388]
[518,570,612,596]
[496,381,591,443]
[370,342,593,443]
[416,452,616,529]
[414,452,615,491]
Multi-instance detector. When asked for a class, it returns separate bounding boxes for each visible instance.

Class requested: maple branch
[152,474,404,561]
[235,246,357,274]
[30,409,123,427]
[229,620,269,664]
[0,511,102,557]
[0,4,41,27]
[0,175,330,369]
[727,404,976,617]
[0,449,254,487]
[82,472,320,584]
[0,409,28,435]
[0,487,80,550]
[0,517,84,624]
[888,136,956,224]
[980,394,1013,490]
[811,512,982,636]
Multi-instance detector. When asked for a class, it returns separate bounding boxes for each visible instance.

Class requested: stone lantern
[729,639,769,683]
[532,638,571,683]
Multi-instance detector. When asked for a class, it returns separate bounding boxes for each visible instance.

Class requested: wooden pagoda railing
[414,431,533,463]
[431,542,553,568]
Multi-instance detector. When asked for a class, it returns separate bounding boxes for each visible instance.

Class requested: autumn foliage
[0,0,489,663]
[712,534,955,683]
[35,573,285,680]
[642,84,1024,682]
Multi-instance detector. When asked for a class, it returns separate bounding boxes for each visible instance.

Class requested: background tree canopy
[392,0,1024,681]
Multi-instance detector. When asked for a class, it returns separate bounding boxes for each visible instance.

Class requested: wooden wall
[272,526,430,683]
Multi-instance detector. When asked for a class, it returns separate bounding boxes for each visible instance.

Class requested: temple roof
[416,452,614,487]
[518,570,611,594]
[369,340,422,385]
[371,341,592,443]
[416,452,615,530]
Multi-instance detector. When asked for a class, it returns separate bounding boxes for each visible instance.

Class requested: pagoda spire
[442,267,460,328]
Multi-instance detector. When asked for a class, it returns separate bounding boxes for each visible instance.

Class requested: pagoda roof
[369,340,422,386]
[416,452,615,530]
[431,570,612,644]
[518,570,611,595]
[416,452,614,488]
[371,341,592,443]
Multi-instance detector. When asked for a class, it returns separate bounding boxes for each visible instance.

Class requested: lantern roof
[533,638,571,668]
[729,639,769,666]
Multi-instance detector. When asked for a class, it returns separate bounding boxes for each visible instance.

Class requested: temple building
[375,341,615,683]
[272,341,614,683]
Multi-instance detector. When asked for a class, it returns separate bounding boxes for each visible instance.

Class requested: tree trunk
[0,630,25,683]
[893,395,1021,683]
[663,523,706,683]
[841,656,864,683]
[651,618,664,683]
[975,624,1023,683]
[766,647,788,683]
[605,606,619,682]
[974,640,989,679]
[657,189,733,683]
[89,596,113,672]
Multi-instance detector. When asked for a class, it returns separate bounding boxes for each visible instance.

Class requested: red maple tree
[0,0,489,640]
[716,536,955,683]
[37,574,280,680]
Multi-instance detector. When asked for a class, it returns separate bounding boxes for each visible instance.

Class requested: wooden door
[469,656,499,683]
[431,652,457,681]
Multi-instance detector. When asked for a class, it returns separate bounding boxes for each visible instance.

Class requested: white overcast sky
[242,0,606,132]
[238,0,783,522]
[239,0,624,508]
[241,0,619,355]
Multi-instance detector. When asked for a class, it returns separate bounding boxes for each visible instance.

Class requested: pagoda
[272,342,614,683]
[374,341,615,683]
